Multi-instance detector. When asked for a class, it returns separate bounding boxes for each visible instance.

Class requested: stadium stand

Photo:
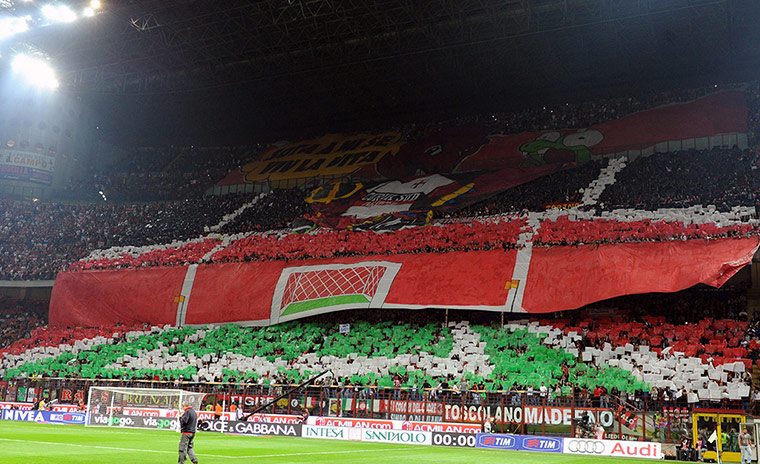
[447,159,607,216]
[0,297,47,351]
[0,306,754,410]
[0,84,756,279]
[599,148,758,211]
[1,85,760,446]
[61,146,260,202]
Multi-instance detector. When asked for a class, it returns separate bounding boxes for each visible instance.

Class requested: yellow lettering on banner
[430,183,475,207]
[305,181,363,204]
[241,132,404,182]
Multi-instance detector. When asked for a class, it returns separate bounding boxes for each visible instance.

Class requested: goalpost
[86,386,206,432]
[271,261,402,322]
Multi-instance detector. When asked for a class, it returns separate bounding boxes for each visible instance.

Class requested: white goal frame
[270,261,401,323]
[86,386,205,432]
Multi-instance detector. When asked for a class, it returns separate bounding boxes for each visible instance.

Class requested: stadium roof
[4,0,760,145]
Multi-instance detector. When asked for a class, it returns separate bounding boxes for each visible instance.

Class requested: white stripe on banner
[508,243,532,313]
[176,264,198,326]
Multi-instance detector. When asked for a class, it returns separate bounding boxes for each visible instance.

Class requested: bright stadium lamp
[0,16,31,40]
[90,0,102,9]
[83,7,95,17]
[41,4,78,23]
[11,54,59,90]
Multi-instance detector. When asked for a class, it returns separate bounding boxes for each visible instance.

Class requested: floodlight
[11,54,59,90]
[90,0,102,9]
[83,6,94,17]
[0,16,31,40]
[41,4,78,23]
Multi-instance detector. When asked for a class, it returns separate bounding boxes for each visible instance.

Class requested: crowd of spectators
[533,217,756,247]
[1,287,757,423]
[599,148,757,212]
[400,85,724,141]
[0,297,47,352]
[219,189,310,234]
[211,219,526,264]
[583,287,749,326]
[0,193,260,280]
[61,146,261,202]
[68,238,222,271]
[448,160,606,217]
[1,84,759,279]
[56,82,743,205]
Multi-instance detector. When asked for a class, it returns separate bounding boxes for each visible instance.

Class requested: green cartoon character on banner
[519,129,604,166]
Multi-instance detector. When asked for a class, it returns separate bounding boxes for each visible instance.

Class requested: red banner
[457,91,747,171]
[51,237,756,326]
[49,266,186,327]
[522,237,759,313]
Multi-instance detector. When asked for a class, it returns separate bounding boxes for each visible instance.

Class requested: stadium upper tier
[0,146,757,280]
[1,85,759,281]
[59,85,730,203]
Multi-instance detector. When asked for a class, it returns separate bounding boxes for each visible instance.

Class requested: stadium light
[41,4,78,24]
[90,0,102,9]
[11,54,59,90]
[83,7,94,17]
[0,16,31,40]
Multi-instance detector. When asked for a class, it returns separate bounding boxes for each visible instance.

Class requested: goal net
[86,387,206,431]
[271,262,401,320]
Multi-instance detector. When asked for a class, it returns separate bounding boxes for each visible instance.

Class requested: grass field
[0,420,668,464]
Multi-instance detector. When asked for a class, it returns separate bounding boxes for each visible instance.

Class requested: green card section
[4,321,647,393]
[282,294,370,316]
[472,325,648,393]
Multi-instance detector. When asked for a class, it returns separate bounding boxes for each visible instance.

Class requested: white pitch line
[0,438,233,458]
[0,437,412,459]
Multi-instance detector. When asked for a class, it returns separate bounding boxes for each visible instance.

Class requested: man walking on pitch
[739,427,753,464]
[178,401,199,464]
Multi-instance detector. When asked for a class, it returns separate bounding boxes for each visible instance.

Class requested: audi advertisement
[563,438,662,459]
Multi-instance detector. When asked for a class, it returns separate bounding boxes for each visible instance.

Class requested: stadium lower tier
[0,318,753,409]
[50,236,758,325]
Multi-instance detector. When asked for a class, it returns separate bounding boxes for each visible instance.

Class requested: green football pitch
[0,420,667,464]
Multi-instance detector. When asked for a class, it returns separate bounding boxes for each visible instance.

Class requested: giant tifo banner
[0,149,56,185]
[305,169,554,229]
[219,132,405,184]
[50,237,758,326]
[218,91,746,186]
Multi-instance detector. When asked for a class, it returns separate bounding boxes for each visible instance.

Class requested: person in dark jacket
[178,401,199,464]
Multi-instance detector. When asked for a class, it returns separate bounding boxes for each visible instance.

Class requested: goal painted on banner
[271,261,401,321]
[86,386,206,431]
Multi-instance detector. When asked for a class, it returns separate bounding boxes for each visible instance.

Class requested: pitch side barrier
[197,418,662,459]
[0,408,87,425]
[0,379,711,443]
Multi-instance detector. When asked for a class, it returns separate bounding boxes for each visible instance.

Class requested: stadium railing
[1,377,738,443]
